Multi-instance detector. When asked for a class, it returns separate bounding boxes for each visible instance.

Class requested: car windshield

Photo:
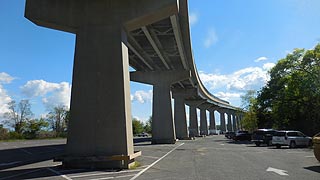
[274,132,286,136]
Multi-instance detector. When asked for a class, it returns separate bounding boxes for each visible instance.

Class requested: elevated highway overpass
[25,0,243,169]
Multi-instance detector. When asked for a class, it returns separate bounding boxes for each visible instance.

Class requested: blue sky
[1,0,320,124]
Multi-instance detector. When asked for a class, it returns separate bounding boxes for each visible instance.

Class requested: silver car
[272,130,312,148]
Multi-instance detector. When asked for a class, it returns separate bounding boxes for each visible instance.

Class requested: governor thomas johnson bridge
[25,0,243,169]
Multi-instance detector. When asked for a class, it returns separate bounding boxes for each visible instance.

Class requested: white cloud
[189,12,198,26]
[204,28,218,48]
[255,56,268,62]
[0,72,14,116]
[199,63,272,97]
[0,72,14,84]
[215,92,241,101]
[131,90,152,104]
[262,63,275,71]
[21,80,71,109]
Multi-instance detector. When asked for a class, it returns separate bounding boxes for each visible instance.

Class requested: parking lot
[0,136,319,180]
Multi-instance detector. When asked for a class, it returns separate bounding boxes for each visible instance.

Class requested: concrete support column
[131,70,190,144]
[199,104,211,136]
[227,112,232,132]
[208,106,217,135]
[188,104,198,137]
[173,95,188,140]
[219,110,226,133]
[232,114,237,131]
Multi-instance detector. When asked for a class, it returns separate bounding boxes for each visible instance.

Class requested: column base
[55,151,141,169]
[152,138,176,144]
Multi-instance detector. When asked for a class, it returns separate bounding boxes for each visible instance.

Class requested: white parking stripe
[89,174,135,180]
[47,168,72,180]
[130,143,185,180]
[69,169,141,178]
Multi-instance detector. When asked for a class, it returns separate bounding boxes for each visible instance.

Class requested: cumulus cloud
[204,28,218,48]
[0,72,14,116]
[255,56,268,62]
[199,63,274,93]
[131,90,152,104]
[215,92,241,101]
[189,12,198,26]
[21,80,71,109]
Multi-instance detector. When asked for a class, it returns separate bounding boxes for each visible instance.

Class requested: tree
[23,118,49,139]
[46,105,69,136]
[240,90,258,132]
[257,44,320,136]
[4,100,33,134]
[144,116,152,134]
[132,118,144,135]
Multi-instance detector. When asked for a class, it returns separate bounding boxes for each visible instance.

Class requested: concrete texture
[208,106,217,134]
[173,95,188,140]
[218,110,227,132]
[227,111,232,132]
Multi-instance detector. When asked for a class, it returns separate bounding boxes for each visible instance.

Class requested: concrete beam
[130,70,191,85]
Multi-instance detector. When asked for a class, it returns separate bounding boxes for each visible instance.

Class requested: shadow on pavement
[304,166,320,173]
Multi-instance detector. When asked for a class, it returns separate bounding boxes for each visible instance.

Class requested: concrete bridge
[25,0,243,169]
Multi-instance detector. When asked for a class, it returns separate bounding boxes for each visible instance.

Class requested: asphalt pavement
[0,136,319,180]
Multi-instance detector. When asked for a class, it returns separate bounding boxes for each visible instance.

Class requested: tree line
[241,44,320,136]
[0,100,153,140]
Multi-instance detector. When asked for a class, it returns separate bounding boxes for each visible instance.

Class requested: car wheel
[276,145,281,149]
[289,141,296,148]
[255,142,261,147]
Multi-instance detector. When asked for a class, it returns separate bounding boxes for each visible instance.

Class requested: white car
[272,130,312,148]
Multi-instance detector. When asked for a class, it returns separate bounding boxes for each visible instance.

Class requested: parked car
[225,131,235,139]
[137,132,149,137]
[272,130,312,148]
[252,129,276,146]
[233,130,252,141]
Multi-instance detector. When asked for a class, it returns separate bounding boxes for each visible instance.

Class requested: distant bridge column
[131,70,190,144]
[199,104,211,136]
[25,0,180,169]
[208,106,217,135]
[227,111,232,132]
[172,94,188,140]
[186,100,204,137]
[218,109,226,133]
[232,113,237,131]
[172,88,197,140]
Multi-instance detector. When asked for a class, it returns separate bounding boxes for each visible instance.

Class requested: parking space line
[47,167,72,180]
[69,169,141,178]
[141,155,160,159]
[130,143,185,180]
[19,148,33,155]
[89,174,135,180]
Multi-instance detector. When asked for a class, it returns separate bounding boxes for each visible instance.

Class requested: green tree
[23,118,49,139]
[132,118,144,135]
[4,100,33,134]
[240,90,258,132]
[144,116,152,134]
[0,124,9,140]
[46,105,69,136]
[257,44,320,136]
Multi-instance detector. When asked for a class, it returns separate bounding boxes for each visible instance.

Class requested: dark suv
[252,129,276,146]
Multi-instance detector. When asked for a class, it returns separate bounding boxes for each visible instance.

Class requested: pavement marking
[220,144,225,145]
[266,167,289,176]
[69,169,141,178]
[89,174,135,180]
[0,169,43,180]
[0,161,21,166]
[130,143,185,180]
[141,155,160,159]
[47,167,72,180]
[305,155,315,158]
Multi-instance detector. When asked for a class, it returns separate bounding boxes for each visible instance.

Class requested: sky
[1,0,320,125]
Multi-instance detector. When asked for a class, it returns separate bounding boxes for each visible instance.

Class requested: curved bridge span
[25,0,243,169]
